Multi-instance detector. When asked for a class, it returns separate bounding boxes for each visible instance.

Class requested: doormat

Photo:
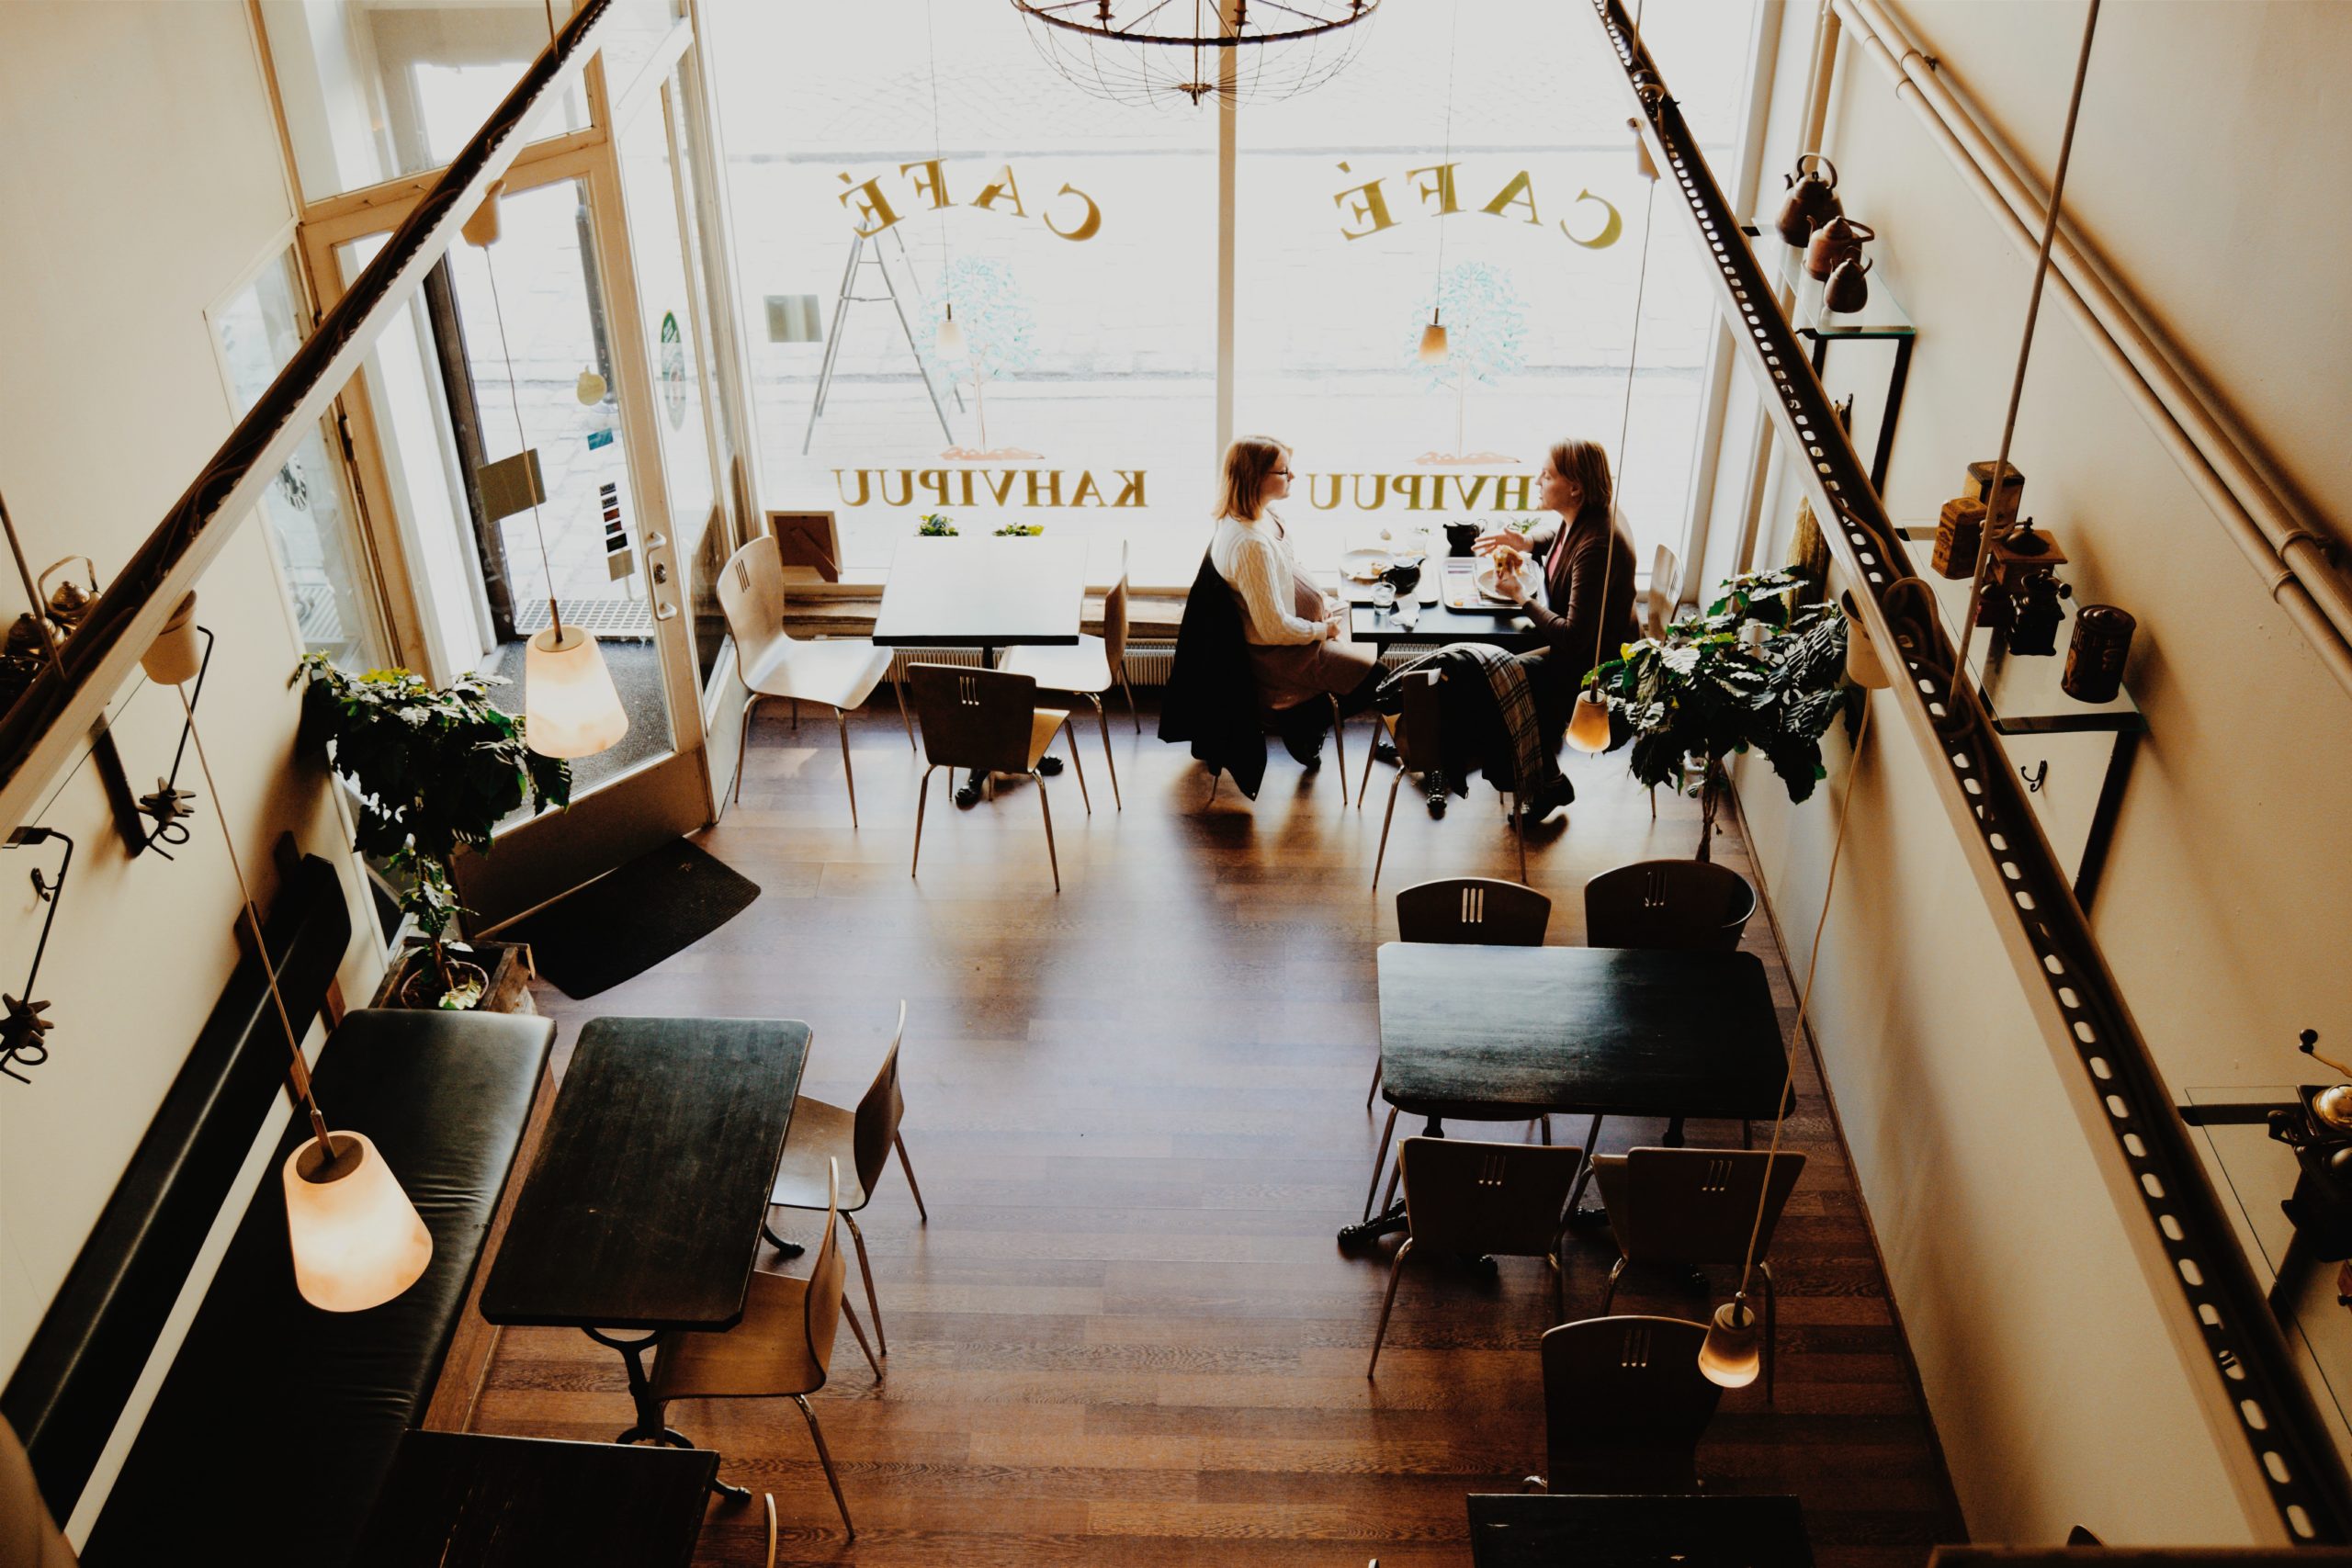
[505,838,759,998]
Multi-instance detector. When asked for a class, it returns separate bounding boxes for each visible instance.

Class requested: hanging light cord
[1430,0,1461,314]
[927,0,952,320]
[1732,696,1872,1303]
[1959,0,2101,647]
[1584,168,1659,683]
[480,247,566,641]
[176,684,334,1155]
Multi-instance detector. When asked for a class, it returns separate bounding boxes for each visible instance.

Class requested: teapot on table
[1775,152,1841,247]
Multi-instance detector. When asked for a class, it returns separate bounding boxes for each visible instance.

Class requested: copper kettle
[1806,215,1873,281]
[1824,254,1872,313]
[1775,152,1840,247]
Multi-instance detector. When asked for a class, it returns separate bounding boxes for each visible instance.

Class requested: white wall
[0,0,379,1399]
[1725,0,2352,1545]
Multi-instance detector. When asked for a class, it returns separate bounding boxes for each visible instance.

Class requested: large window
[706,0,1758,586]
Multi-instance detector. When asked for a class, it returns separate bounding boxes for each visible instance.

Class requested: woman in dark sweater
[1477,437,1640,813]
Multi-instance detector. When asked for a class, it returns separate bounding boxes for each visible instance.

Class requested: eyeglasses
[1271,467,1295,478]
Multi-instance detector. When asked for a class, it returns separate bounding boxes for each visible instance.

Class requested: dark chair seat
[82,1008,553,1567]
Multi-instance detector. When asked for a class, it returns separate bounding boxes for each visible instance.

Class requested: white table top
[872,536,1089,649]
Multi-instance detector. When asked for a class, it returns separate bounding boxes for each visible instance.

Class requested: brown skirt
[1244,565,1378,711]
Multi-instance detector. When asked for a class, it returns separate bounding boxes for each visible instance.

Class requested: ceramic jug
[1774,152,1841,247]
[1805,215,1873,281]
[1824,254,1872,313]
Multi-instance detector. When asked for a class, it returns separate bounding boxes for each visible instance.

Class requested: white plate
[1340,547,1392,583]
[1475,558,1533,604]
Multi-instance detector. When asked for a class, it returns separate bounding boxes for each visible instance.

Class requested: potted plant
[918,513,958,536]
[295,654,571,1009]
[1584,568,1850,862]
[992,522,1043,537]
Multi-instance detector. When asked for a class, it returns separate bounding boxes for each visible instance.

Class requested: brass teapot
[1775,152,1841,247]
[1805,215,1874,281]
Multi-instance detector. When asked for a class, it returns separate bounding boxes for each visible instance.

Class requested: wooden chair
[1591,1147,1806,1402]
[1365,879,1555,1219]
[1584,860,1758,953]
[1366,1137,1583,1377]
[769,1001,927,1358]
[1529,1316,1720,1493]
[1361,669,1526,887]
[1205,692,1351,807]
[650,1159,878,1535]
[718,536,910,825]
[1582,860,1765,1149]
[999,541,1138,807]
[907,663,1088,892]
[1643,543,1680,639]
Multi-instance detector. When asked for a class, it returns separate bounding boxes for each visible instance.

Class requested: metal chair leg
[842,1211,886,1356]
[791,1395,855,1539]
[841,1293,882,1380]
[893,1134,928,1223]
[1761,1259,1778,1404]
[1372,768,1406,889]
[1119,664,1139,733]
[1382,1152,1402,1213]
[1366,1055,1383,1111]
[733,694,763,806]
[1204,768,1221,807]
[834,706,858,828]
[1366,1238,1413,1377]
[1058,716,1091,813]
[1329,694,1349,806]
[1363,1106,1398,1222]
[894,677,916,750]
[910,766,935,877]
[1563,1114,1607,1214]
[1514,794,1529,883]
[1091,694,1121,809]
[1033,768,1060,891]
[1600,1255,1627,1314]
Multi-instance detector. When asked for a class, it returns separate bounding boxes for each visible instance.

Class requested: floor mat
[506,837,759,998]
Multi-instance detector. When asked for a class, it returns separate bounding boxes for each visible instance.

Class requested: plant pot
[371,939,537,1015]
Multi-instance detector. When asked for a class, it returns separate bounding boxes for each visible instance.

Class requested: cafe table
[349,1431,716,1568]
[479,1016,808,1499]
[874,534,1090,801]
[1348,552,1546,655]
[1466,1492,1814,1568]
[1340,942,1787,1246]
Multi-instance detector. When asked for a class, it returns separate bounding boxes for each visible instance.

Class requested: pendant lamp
[1418,311,1449,364]
[472,220,628,760]
[936,302,966,356]
[925,3,967,365]
[153,601,433,1313]
[1566,691,1614,753]
[1631,118,1660,183]
[1698,1296,1760,1386]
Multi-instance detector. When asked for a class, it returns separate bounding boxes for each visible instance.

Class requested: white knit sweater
[1209,512,1326,646]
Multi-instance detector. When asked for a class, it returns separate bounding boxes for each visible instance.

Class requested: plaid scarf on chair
[1388,643,1567,801]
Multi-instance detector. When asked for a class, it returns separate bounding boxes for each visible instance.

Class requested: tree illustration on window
[922,256,1041,460]
[1408,261,1527,467]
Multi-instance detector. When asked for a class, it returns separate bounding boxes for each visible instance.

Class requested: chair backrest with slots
[1584,860,1757,952]
[1398,1137,1582,1259]
[1541,1315,1720,1493]
[909,663,1037,774]
[718,536,794,671]
[1396,877,1551,947]
[1599,1146,1807,1268]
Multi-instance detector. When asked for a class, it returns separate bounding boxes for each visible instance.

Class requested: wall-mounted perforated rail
[1579,0,2352,1540]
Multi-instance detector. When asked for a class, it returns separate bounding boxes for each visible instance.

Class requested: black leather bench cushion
[81,1008,553,1567]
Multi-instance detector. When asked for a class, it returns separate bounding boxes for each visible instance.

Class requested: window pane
[261,0,590,201]
[1233,0,1755,572]
[707,0,1216,584]
[211,251,391,671]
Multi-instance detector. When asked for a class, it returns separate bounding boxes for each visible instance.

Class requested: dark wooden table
[1351,595,1542,653]
[1341,943,1787,1244]
[351,1431,716,1568]
[1467,1493,1813,1568]
[480,1016,808,1495]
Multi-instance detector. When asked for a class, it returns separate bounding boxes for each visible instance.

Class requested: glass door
[311,152,716,928]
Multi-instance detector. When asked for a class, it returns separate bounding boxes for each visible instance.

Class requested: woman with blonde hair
[1476,436,1639,815]
[1209,436,1381,764]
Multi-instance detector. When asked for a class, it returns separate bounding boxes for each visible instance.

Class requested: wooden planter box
[368,939,537,1016]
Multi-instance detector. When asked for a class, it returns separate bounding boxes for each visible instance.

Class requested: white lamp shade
[525,626,628,759]
[1698,1297,1760,1388]
[141,592,202,685]
[1566,691,1613,754]
[936,313,965,355]
[1418,319,1449,363]
[460,180,505,247]
[1841,591,1893,689]
[282,1132,433,1313]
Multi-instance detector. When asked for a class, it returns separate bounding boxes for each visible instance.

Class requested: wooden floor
[472,696,1966,1566]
